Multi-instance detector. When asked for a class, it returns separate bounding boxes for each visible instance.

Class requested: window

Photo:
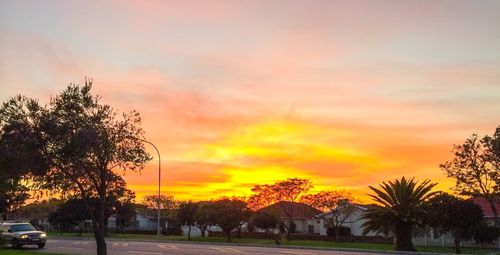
[11,224,35,232]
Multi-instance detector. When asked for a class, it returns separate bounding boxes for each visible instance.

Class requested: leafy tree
[140,194,178,233]
[273,178,312,238]
[14,199,61,228]
[362,177,437,251]
[249,178,312,239]
[210,198,251,242]
[1,82,151,255]
[252,211,278,234]
[0,96,47,220]
[248,184,278,210]
[141,194,178,218]
[177,201,198,240]
[426,193,484,254]
[194,202,216,238]
[301,190,355,242]
[49,198,90,234]
[441,129,500,227]
[473,223,500,244]
[115,202,136,233]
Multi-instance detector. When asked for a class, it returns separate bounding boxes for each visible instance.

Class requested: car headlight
[20,234,28,239]
[40,233,47,238]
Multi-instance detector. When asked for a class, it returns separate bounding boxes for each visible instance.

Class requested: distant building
[257,201,322,234]
[470,196,500,226]
[315,203,377,236]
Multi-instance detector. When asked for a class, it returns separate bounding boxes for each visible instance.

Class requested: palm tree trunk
[454,233,461,254]
[395,221,415,251]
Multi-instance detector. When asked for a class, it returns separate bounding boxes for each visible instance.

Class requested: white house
[256,201,323,234]
[316,203,377,236]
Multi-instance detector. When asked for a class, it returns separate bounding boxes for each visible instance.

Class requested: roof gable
[471,197,500,218]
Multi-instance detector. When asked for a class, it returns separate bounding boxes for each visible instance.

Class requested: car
[0,223,47,249]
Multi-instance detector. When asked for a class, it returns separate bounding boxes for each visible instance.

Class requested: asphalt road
[15,238,386,255]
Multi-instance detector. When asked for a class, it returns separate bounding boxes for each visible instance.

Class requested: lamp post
[133,137,162,237]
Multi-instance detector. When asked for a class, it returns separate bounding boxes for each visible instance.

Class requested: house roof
[315,203,367,218]
[471,197,500,218]
[258,201,322,219]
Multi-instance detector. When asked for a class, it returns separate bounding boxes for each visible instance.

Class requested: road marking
[72,241,90,245]
[127,251,162,255]
[158,244,179,250]
[280,250,318,255]
[211,247,243,253]
[56,246,84,250]
[112,242,129,247]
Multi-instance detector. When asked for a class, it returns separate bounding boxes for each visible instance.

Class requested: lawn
[47,232,499,254]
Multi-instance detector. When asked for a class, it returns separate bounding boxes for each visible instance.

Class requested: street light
[131,137,162,237]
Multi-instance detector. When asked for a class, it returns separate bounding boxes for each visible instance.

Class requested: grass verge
[0,249,63,255]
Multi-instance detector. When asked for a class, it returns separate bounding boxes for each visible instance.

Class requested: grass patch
[47,232,499,254]
[0,249,64,255]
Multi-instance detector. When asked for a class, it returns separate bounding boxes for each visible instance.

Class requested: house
[107,205,176,233]
[315,203,377,236]
[257,201,322,234]
[471,196,500,227]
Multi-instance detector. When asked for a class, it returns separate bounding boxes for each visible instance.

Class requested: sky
[1,0,499,203]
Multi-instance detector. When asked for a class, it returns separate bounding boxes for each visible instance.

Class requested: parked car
[0,223,47,248]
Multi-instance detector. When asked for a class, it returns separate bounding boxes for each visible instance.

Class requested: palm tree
[362,177,437,251]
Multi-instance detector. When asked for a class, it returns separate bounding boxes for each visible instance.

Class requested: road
[17,238,386,255]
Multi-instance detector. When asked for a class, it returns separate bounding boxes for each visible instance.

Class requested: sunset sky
[1,1,499,202]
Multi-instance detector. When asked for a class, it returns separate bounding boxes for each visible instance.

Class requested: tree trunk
[92,198,107,255]
[201,227,206,238]
[394,221,415,251]
[237,225,242,239]
[187,225,191,241]
[454,234,461,254]
[286,220,292,240]
[226,231,232,242]
[335,227,340,242]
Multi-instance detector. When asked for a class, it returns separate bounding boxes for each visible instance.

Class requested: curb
[49,236,496,255]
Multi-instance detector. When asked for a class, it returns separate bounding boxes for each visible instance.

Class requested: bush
[326,226,351,237]
[252,212,278,232]
[474,224,500,244]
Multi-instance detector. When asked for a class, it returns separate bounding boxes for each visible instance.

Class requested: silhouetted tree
[426,193,484,254]
[0,96,48,219]
[49,199,90,234]
[0,82,151,255]
[194,202,216,238]
[473,223,500,244]
[441,128,500,227]
[178,201,198,240]
[362,177,437,251]
[248,184,278,210]
[211,198,251,242]
[14,199,61,228]
[252,211,278,234]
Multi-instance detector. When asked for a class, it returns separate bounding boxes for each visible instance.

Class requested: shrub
[326,226,351,237]
[252,212,278,232]
[474,224,500,244]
